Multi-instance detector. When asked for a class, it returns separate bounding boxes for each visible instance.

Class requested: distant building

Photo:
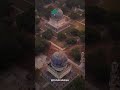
[47,8,71,33]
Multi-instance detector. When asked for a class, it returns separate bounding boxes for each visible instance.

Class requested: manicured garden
[50,27,84,49]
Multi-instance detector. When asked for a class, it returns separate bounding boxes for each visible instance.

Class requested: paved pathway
[76,20,85,26]
[49,41,66,51]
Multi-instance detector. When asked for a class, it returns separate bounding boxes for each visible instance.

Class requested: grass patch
[72,21,85,31]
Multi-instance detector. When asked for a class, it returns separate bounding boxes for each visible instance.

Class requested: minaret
[80,52,85,63]
[79,52,85,78]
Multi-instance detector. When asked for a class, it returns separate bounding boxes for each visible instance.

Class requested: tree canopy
[66,38,77,45]
[69,13,80,20]
[42,29,53,40]
[57,32,66,41]
[71,47,81,61]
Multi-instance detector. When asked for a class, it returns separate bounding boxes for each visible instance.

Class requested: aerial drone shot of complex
[35,0,85,90]
[0,0,120,90]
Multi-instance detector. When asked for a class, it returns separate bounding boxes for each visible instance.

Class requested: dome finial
[51,8,63,20]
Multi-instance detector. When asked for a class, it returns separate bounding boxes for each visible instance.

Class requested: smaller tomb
[47,8,71,33]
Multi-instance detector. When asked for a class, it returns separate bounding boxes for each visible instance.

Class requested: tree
[70,13,80,20]
[57,32,66,41]
[69,28,80,36]
[78,30,85,36]
[66,38,77,45]
[42,29,53,40]
[71,47,81,61]
[79,35,85,43]
[78,30,85,42]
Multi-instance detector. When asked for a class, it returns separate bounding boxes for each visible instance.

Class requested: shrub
[70,13,80,20]
[57,32,66,41]
[66,38,77,45]
[42,29,53,40]
[69,28,80,36]
[71,47,81,61]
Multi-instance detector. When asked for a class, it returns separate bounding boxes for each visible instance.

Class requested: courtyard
[72,20,85,31]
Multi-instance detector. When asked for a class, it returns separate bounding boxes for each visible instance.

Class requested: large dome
[51,8,63,20]
[51,51,68,71]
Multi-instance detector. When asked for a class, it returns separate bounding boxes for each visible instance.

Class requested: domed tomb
[47,8,71,33]
[47,51,72,79]
[51,51,68,71]
[51,8,63,20]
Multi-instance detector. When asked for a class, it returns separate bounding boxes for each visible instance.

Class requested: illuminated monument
[47,51,72,79]
[41,51,78,89]
[47,8,71,33]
